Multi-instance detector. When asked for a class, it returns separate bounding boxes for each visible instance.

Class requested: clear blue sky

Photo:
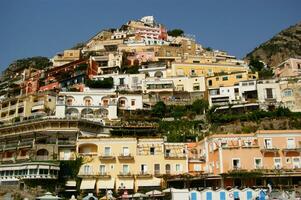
[0,0,300,71]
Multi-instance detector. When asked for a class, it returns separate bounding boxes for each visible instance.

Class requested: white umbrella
[132,193,147,198]
[36,192,62,200]
[145,190,163,196]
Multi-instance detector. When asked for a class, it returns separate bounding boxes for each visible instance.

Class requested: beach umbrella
[146,190,163,196]
[36,192,62,200]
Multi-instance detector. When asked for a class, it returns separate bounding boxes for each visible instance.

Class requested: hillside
[245,21,301,68]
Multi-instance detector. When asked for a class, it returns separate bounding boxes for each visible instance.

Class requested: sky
[0,0,301,71]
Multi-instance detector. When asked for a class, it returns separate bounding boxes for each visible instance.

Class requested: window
[282,89,293,97]
[191,69,196,75]
[165,149,171,157]
[99,165,106,175]
[264,138,272,149]
[149,147,155,155]
[119,78,125,85]
[122,165,129,174]
[122,147,129,156]
[234,88,239,93]
[274,158,282,169]
[208,80,212,86]
[232,159,240,169]
[140,164,148,174]
[193,83,200,91]
[236,74,242,79]
[104,147,111,156]
[287,138,295,149]
[165,164,171,174]
[266,88,274,99]
[292,157,300,168]
[175,164,181,172]
[177,84,184,91]
[194,164,201,171]
[154,164,160,175]
[254,158,262,169]
[131,100,135,106]
[84,165,92,174]
[222,76,228,81]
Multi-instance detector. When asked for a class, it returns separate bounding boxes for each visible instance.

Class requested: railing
[79,152,98,157]
[165,153,186,159]
[35,155,49,161]
[118,153,134,160]
[118,172,133,177]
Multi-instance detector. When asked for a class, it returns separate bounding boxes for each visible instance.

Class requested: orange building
[187,130,301,188]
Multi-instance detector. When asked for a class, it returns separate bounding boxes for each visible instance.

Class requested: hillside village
[0,16,301,199]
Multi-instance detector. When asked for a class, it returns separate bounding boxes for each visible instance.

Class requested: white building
[139,63,167,78]
[208,85,240,107]
[92,73,145,91]
[257,79,282,110]
[55,88,143,121]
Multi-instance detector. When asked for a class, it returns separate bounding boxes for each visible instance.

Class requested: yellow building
[169,63,249,77]
[0,92,56,124]
[77,137,187,193]
[206,71,258,88]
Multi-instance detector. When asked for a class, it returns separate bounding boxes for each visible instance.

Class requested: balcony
[165,153,186,160]
[99,154,116,161]
[58,140,76,147]
[79,152,98,157]
[136,171,152,178]
[118,172,133,178]
[282,147,301,153]
[118,153,134,161]
[78,172,111,179]
[261,147,279,156]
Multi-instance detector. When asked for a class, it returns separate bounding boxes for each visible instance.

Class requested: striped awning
[97,179,115,189]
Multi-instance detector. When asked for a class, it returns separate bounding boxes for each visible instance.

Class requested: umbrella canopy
[132,193,147,198]
[83,193,98,200]
[36,192,62,200]
[145,190,163,196]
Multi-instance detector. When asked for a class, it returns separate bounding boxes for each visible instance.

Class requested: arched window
[165,164,171,174]
[154,71,163,78]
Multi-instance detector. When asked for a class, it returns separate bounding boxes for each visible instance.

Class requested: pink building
[187,130,301,188]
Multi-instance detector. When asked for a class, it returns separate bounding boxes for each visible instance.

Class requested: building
[192,130,301,188]
[170,63,249,77]
[257,79,282,110]
[0,119,107,187]
[275,58,301,78]
[77,137,187,193]
[90,53,123,75]
[51,50,81,67]
[278,78,301,112]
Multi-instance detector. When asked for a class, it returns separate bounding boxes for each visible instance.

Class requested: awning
[97,179,115,189]
[66,180,76,187]
[116,179,134,190]
[50,166,60,170]
[80,179,96,190]
[137,178,161,187]
[38,165,50,170]
[27,165,38,169]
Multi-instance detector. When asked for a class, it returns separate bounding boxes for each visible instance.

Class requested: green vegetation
[249,58,274,79]
[151,101,167,118]
[207,106,301,124]
[6,56,52,73]
[85,77,113,88]
[167,29,184,37]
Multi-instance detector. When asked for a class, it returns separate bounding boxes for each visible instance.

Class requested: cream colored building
[51,50,81,67]
[77,137,187,193]
[275,58,301,78]
[279,78,301,112]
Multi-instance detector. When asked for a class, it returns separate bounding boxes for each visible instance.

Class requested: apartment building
[257,79,282,110]
[191,130,301,187]
[0,119,107,186]
[0,92,56,124]
[77,137,187,193]
[275,58,301,78]
[51,49,81,67]
[170,63,249,77]
[279,79,301,112]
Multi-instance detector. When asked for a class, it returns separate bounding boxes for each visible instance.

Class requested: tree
[167,29,184,37]
[151,101,167,118]
[249,58,274,79]
[171,106,186,119]
[192,99,209,114]
[85,77,114,89]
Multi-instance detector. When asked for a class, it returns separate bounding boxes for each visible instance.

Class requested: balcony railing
[165,153,186,159]
[136,171,152,178]
[79,152,98,157]
[78,172,111,178]
[118,153,134,161]
[99,154,116,161]
[282,147,301,153]
[118,172,133,178]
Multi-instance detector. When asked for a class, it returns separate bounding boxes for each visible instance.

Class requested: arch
[83,96,93,106]
[78,143,98,154]
[154,71,163,78]
[101,96,110,107]
[94,108,108,118]
[37,149,49,156]
[66,96,75,106]
[144,72,150,78]
[81,108,94,118]
[165,164,171,174]
[66,108,79,117]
